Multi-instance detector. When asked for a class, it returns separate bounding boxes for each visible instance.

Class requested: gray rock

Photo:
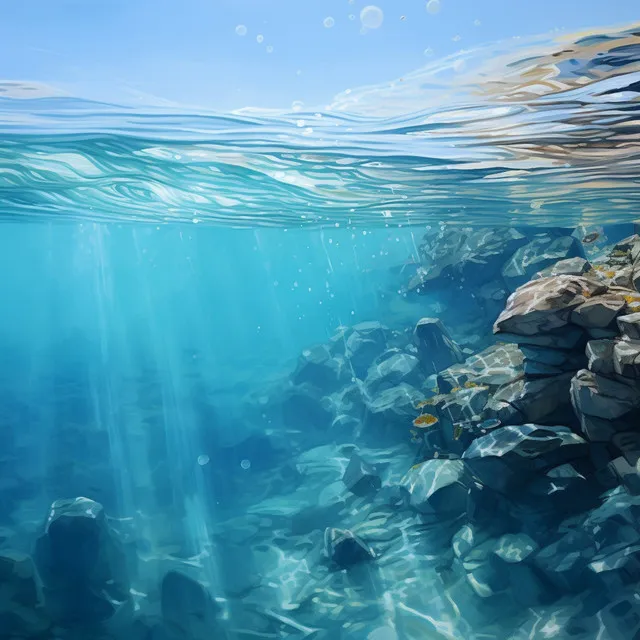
[438,343,523,391]
[365,351,423,393]
[324,527,374,569]
[408,226,529,291]
[497,326,586,350]
[452,524,495,563]
[571,369,640,420]
[613,340,640,379]
[501,235,585,292]
[534,531,597,592]
[0,551,48,638]
[364,383,425,431]
[401,459,468,518]
[436,386,491,427]
[586,339,616,376]
[520,345,587,371]
[292,345,350,391]
[612,431,640,465]
[579,413,624,442]
[161,571,222,640]
[609,457,640,495]
[486,372,574,425]
[413,317,464,375]
[494,275,605,336]
[34,497,131,626]
[534,256,591,279]
[345,322,392,377]
[462,425,588,493]
[618,313,640,340]
[342,453,381,497]
[583,488,640,549]
[571,294,626,329]
[493,533,538,564]
[588,543,640,590]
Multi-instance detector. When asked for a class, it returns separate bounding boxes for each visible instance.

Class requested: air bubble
[197,455,210,466]
[360,6,384,29]
[240,459,251,470]
[256,34,264,43]
[235,25,247,36]
[324,17,335,28]
[426,0,440,15]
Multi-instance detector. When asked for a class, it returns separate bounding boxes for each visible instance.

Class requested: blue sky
[1,0,638,111]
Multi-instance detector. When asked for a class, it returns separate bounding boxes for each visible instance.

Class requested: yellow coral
[581,289,592,299]
[451,386,462,393]
[464,381,478,389]
[625,295,640,304]
[605,271,616,279]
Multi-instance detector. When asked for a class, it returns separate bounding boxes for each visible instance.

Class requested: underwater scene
[3,3,640,640]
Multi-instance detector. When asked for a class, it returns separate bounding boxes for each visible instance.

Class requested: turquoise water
[1,22,640,640]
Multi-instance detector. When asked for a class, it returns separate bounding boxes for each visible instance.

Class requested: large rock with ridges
[494,275,606,336]
[462,425,588,493]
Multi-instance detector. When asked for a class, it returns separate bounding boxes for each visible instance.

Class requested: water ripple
[0,24,639,228]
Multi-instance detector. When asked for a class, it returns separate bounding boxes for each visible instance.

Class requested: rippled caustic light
[360,6,384,30]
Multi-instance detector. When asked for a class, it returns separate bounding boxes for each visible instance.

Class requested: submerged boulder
[34,497,131,626]
[342,453,381,497]
[324,528,375,569]
[462,425,588,494]
[571,369,640,420]
[408,226,529,291]
[0,551,49,638]
[534,256,591,279]
[571,294,626,330]
[438,343,523,391]
[161,570,222,640]
[413,317,464,375]
[501,235,585,292]
[486,372,574,425]
[401,459,468,519]
[345,322,392,378]
[365,350,423,394]
[291,344,349,392]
